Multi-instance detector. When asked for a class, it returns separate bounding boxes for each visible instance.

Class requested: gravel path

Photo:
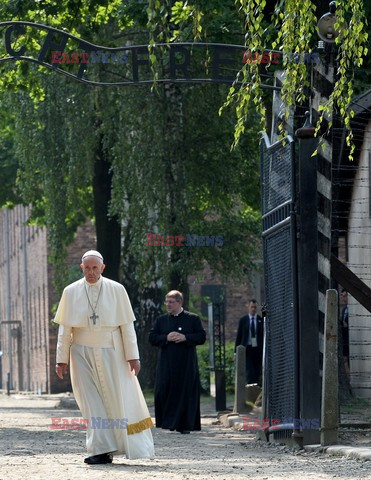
[0,394,370,480]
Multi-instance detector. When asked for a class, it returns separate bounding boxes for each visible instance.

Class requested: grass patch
[200,392,235,406]
[144,390,234,410]
[142,389,154,406]
[341,396,371,417]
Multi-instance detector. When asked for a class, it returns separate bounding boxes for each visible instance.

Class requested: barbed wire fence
[332,111,371,424]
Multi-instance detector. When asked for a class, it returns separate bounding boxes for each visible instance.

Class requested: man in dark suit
[235,299,264,385]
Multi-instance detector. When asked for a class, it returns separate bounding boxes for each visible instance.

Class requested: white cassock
[54,275,154,459]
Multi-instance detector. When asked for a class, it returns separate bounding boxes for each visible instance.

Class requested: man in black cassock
[149,290,206,434]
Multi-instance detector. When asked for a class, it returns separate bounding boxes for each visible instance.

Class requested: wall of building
[347,119,371,398]
[0,205,49,392]
[188,261,264,344]
[0,206,97,394]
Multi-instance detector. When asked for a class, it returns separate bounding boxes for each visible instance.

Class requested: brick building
[188,263,264,343]
[0,204,263,393]
[0,205,96,394]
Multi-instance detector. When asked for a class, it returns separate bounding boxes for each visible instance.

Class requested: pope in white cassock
[55,250,154,465]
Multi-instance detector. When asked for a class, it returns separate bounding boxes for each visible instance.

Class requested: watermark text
[242,51,319,64]
[241,417,320,430]
[51,416,129,429]
[51,50,129,65]
[146,234,223,247]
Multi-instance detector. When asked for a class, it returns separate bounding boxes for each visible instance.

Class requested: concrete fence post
[321,289,339,446]
[233,345,246,414]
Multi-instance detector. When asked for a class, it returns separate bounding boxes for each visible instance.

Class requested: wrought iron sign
[0,21,279,89]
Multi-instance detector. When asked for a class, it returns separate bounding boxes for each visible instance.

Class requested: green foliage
[150,0,369,157]
[273,0,317,134]
[197,341,236,394]
[0,0,365,388]
[5,0,366,297]
[188,293,211,322]
[0,1,124,96]
[147,0,172,85]
[50,265,83,316]
[315,0,368,160]
[109,81,262,289]
[0,1,262,299]
[0,93,19,207]
[1,0,365,302]
[170,2,203,41]
[220,0,267,148]
[11,76,95,293]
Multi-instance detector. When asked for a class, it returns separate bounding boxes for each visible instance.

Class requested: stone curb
[219,413,264,430]
[0,391,79,409]
[219,413,242,428]
[220,413,371,462]
[304,444,371,460]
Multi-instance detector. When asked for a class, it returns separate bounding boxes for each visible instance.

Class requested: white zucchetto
[81,250,104,262]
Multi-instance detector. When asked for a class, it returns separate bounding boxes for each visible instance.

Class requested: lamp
[317,1,340,43]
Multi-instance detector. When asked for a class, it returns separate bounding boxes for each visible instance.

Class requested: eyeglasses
[164,300,178,305]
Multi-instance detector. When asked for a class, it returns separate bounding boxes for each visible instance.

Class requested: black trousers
[245,346,262,385]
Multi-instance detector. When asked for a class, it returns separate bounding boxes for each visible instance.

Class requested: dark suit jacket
[235,314,264,354]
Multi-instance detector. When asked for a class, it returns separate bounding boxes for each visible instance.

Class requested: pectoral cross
[84,282,103,326]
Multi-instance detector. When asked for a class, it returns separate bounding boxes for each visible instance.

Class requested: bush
[197,341,235,394]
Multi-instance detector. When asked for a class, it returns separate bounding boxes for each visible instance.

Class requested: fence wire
[261,136,297,431]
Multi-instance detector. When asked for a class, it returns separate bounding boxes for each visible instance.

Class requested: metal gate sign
[0,21,248,86]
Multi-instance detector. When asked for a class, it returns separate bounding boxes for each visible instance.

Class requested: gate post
[208,302,226,412]
[296,113,321,444]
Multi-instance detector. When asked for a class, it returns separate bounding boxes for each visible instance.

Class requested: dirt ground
[1,393,371,480]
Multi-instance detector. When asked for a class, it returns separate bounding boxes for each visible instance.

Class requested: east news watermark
[51,50,129,65]
[146,234,223,247]
[241,417,320,430]
[51,416,129,430]
[242,51,320,65]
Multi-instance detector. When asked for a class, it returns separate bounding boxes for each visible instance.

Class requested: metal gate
[260,133,299,440]
[208,302,226,411]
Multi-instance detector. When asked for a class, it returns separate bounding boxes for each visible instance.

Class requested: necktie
[251,316,256,338]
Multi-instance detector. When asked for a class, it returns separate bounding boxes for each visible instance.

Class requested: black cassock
[149,310,206,432]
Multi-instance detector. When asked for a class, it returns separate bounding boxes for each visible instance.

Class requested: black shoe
[84,453,113,465]
[180,430,190,434]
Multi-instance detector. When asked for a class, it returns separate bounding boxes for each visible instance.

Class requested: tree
[0,93,19,207]
[148,1,368,156]
[0,2,127,283]
[1,1,366,390]
[0,1,263,387]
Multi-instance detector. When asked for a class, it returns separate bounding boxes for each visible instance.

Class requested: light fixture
[317,1,340,44]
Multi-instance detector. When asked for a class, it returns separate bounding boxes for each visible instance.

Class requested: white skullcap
[81,250,104,262]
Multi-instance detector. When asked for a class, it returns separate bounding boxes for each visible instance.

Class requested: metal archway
[0,21,280,90]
